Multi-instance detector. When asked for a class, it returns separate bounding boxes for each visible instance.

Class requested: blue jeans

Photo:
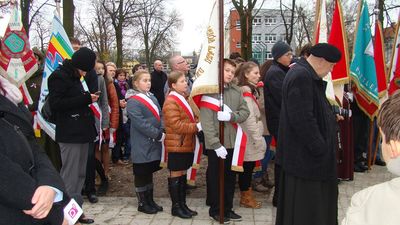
[253,135,272,179]
[122,121,131,160]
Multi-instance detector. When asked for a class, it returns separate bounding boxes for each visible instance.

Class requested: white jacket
[342,177,400,225]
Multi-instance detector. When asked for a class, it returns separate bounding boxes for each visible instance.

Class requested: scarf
[118,80,128,97]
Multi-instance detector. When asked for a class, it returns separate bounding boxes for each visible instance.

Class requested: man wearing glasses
[164,55,194,96]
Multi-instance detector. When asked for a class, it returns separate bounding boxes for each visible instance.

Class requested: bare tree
[280,0,296,45]
[101,0,140,67]
[76,0,115,61]
[63,0,75,37]
[232,0,266,60]
[294,5,314,53]
[30,13,51,51]
[134,0,182,69]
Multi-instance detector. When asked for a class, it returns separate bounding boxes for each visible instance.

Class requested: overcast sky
[0,0,398,55]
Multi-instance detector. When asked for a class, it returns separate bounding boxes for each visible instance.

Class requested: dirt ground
[105,156,275,199]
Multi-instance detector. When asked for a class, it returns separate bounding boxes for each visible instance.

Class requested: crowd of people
[1,36,400,225]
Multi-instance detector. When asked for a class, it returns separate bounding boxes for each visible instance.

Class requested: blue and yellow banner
[37,12,74,140]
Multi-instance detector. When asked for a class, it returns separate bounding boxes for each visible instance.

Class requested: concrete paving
[83,166,395,225]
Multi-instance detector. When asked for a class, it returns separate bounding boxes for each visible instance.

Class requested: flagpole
[218,0,225,223]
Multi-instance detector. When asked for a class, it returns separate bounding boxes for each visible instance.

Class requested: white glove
[196,122,202,131]
[158,133,165,142]
[347,92,354,102]
[215,146,228,159]
[348,109,352,118]
[217,111,231,121]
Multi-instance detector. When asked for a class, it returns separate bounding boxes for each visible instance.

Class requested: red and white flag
[328,0,349,104]
[388,14,400,96]
[374,19,388,99]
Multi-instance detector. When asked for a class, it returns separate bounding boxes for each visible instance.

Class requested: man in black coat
[150,60,168,107]
[263,41,293,206]
[48,47,98,224]
[275,43,341,225]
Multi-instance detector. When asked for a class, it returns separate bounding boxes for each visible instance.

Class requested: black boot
[179,175,198,216]
[168,177,192,219]
[145,184,163,212]
[136,190,157,214]
[97,179,109,196]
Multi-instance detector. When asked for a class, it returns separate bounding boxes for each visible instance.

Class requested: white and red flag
[388,13,400,96]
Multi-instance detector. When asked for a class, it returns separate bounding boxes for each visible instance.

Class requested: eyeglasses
[284,52,293,57]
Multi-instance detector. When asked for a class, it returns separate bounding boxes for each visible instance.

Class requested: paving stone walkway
[84,166,394,225]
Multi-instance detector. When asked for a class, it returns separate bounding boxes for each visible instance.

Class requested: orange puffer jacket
[106,82,120,129]
[162,94,198,153]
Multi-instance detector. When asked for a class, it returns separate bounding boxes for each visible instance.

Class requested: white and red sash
[129,93,165,167]
[130,93,160,121]
[199,95,247,172]
[168,91,203,184]
[80,76,102,144]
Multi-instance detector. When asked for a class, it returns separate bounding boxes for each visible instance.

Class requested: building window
[252,34,262,44]
[264,51,273,59]
[252,51,262,62]
[236,20,241,30]
[236,42,241,48]
[265,34,277,43]
[253,16,262,26]
[265,16,276,26]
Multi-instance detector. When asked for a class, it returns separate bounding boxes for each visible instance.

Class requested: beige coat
[239,85,266,162]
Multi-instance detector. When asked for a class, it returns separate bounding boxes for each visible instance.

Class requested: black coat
[0,95,67,224]
[150,70,167,107]
[263,61,290,137]
[48,59,96,143]
[278,58,337,181]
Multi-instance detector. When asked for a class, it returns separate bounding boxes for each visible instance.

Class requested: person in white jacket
[342,91,400,225]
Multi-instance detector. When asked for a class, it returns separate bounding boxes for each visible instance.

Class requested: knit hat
[71,47,96,72]
[309,43,341,63]
[271,41,292,60]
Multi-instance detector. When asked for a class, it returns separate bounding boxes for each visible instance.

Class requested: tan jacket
[240,85,266,161]
[257,86,270,136]
[163,94,198,153]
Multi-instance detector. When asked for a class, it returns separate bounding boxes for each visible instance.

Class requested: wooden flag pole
[372,131,381,165]
[218,0,225,223]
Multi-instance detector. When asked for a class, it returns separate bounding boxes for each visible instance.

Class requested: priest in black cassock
[275,43,341,225]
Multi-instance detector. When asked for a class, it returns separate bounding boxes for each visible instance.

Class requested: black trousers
[238,161,255,191]
[84,142,96,194]
[206,148,236,217]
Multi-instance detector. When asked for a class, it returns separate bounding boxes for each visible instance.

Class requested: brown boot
[262,172,275,188]
[252,177,270,193]
[240,189,262,208]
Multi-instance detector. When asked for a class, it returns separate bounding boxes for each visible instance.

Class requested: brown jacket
[162,94,198,153]
[106,82,120,129]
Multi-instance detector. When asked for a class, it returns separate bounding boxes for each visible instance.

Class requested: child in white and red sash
[126,70,164,215]
[236,62,267,209]
[162,71,201,219]
[200,59,250,223]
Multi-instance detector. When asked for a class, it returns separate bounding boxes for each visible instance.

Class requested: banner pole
[218,0,225,223]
